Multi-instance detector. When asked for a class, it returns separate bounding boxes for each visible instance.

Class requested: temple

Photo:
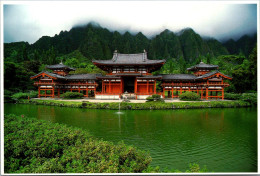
[31,50,232,100]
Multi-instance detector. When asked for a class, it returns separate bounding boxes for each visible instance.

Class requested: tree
[179,56,186,74]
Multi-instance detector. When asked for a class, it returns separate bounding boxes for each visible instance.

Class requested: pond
[4,103,257,172]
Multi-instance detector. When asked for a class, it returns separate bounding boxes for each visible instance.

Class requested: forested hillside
[4,22,257,95]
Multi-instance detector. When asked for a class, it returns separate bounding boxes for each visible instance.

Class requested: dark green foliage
[4,114,153,173]
[185,163,208,173]
[179,92,201,101]
[4,89,13,102]
[11,92,28,100]
[146,94,164,102]
[224,93,240,100]
[11,91,38,101]
[60,92,84,99]
[224,33,257,57]
[240,93,257,106]
[24,99,250,110]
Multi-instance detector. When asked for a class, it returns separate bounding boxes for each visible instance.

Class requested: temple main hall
[31,50,232,100]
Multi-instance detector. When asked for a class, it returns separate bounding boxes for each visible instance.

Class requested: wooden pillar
[86,87,88,97]
[172,87,174,98]
[38,87,41,98]
[52,87,54,98]
[206,87,208,100]
[154,80,156,94]
[134,78,137,94]
[201,88,203,99]
[146,80,149,94]
[163,87,165,98]
[180,87,182,95]
[58,88,60,98]
[109,80,111,93]
[222,87,224,100]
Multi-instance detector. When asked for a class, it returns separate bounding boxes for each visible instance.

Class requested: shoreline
[14,98,251,110]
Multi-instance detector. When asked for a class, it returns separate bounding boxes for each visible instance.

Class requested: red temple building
[31,50,232,100]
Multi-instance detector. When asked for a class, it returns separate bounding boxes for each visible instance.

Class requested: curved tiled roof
[196,70,232,79]
[161,74,197,81]
[187,61,218,71]
[92,52,165,65]
[64,74,101,80]
[31,71,100,80]
[30,71,65,79]
[46,63,75,71]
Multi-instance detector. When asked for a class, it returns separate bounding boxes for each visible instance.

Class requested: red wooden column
[222,87,224,100]
[134,78,137,94]
[163,87,165,98]
[109,80,111,93]
[154,80,156,94]
[206,87,208,100]
[146,80,149,94]
[86,87,88,97]
[58,88,60,98]
[52,87,55,98]
[102,80,104,94]
[172,87,174,98]
[201,88,203,99]
[38,87,41,98]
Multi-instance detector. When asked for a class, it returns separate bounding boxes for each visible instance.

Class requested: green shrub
[240,93,257,106]
[11,92,29,101]
[4,114,152,173]
[4,89,13,102]
[179,92,201,101]
[28,91,38,98]
[146,94,164,102]
[60,92,84,99]
[224,93,240,100]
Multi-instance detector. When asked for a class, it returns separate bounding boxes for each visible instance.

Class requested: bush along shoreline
[16,99,251,110]
[4,114,208,173]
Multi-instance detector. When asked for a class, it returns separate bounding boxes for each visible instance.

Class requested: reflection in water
[4,104,257,172]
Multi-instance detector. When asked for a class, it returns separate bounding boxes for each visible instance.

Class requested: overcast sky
[3,1,257,44]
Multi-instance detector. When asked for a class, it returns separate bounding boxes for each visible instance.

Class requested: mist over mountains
[4,22,257,63]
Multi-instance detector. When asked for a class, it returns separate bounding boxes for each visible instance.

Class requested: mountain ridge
[4,22,257,62]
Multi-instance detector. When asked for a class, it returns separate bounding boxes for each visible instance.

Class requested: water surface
[4,103,257,172]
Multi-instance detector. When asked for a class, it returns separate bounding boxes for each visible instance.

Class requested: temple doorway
[123,77,135,93]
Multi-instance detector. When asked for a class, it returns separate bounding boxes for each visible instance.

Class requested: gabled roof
[161,74,197,81]
[92,51,165,66]
[64,74,101,80]
[196,70,232,80]
[30,71,65,80]
[187,61,218,71]
[31,71,100,80]
[46,62,75,71]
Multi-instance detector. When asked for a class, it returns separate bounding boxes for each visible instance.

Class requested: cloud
[3,2,257,44]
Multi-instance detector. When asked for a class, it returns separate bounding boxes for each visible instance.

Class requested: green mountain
[5,23,238,63]
[223,33,257,57]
